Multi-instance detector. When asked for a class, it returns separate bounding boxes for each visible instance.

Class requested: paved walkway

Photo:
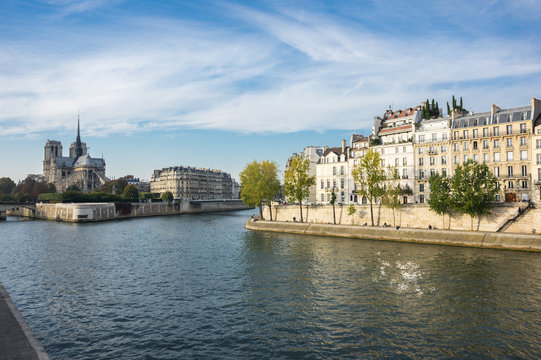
[0,283,48,360]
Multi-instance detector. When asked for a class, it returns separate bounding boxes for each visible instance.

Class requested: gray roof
[451,106,531,129]
[73,155,105,168]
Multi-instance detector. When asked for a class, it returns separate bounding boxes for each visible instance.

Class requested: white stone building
[316,140,350,204]
[289,146,325,204]
[348,134,370,204]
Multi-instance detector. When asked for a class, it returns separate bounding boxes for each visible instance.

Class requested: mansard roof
[451,105,532,129]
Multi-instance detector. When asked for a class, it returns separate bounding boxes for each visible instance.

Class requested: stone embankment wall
[263,203,539,233]
[8,200,248,222]
[246,221,541,252]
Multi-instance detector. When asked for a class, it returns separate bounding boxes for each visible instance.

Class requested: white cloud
[0,3,540,137]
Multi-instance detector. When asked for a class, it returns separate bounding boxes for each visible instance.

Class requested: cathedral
[43,119,108,192]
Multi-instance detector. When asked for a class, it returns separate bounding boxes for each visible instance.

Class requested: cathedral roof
[73,155,105,169]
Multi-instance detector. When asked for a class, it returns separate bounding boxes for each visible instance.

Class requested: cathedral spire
[75,115,83,158]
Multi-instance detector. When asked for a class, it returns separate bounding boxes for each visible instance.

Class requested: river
[1,211,540,359]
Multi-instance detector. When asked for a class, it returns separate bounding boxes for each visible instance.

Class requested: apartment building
[532,117,541,203]
[413,117,451,203]
[348,134,370,203]
[450,98,541,202]
[316,140,350,204]
[288,146,325,204]
[150,166,234,200]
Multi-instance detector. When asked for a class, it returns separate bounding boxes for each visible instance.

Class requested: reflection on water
[1,211,540,359]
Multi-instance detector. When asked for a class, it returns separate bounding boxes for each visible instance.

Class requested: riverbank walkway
[0,283,49,359]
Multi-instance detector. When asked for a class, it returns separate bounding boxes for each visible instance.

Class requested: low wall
[246,220,541,252]
[8,200,249,222]
[263,203,539,233]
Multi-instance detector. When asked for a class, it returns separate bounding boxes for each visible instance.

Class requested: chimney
[341,139,346,153]
[491,104,500,116]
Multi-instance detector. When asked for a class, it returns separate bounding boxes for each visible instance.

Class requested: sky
[1,0,541,182]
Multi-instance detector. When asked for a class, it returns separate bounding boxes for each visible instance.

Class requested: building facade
[289,146,325,204]
[316,140,350,204]
[150,166,234,200]
[43,120,107,192]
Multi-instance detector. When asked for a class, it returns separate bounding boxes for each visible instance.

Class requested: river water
[1,211,540,359]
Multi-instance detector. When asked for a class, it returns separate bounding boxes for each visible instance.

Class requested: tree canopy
[0,177,16,194]
[161,191,174,205]
[123,184,139,201]
[239,160,281,220]
[352,149,386,226]
[428,172,453,229]
[283,155,315,223]
[100,179,128,195]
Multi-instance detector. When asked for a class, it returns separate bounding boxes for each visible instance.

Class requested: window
[508,181,514,189]
[483,140,489,149]
[441,145,447,152]
[522,165,527,176]
[520,137,526,146]
[495,194,501,202]
[419,170,425,179]
[494,166,500,177]
[521,150,527,161]
[494,126,499,136]
[403,146,406,153]
[333,166,336,175]
[507,151,513,161]
[419,195,425,204]
[429,146,435,154]
[320,180,324,189]
[454,131,459,140]
[441,156,447,165]
[430,169,436,177]
[327,180,330,188]
[321,194,325,202]
[507,166,513,177]
[537,153,541,165]
[418,148,424,154]
[418,135,425,143]
[381,159,385,167]
[483,153,489,162]
[506,125,512,135]
[341,178,345,189]
[537,139,541,149]
[340,166,344,175]
[395,158,399,167]
[473,154,479,162]
[327,193,331,201]
[522,180,528,189]
[539,168,541,181]
[483,128,489,137]
[463,130,468,139]
[453,143,459,151]
[506,138,512,147]
[403,157,407,166]
[463,142,468,150]
[494,152,500,162]
[403,169,407,178]
[432,133,437,142]
[442,134,448,141]
[419,184,425,192]
[520,123,526,133]
[454,155,459,164]
[419,158,424,166]
[430,157,435,165]
[473,141,478,150]
[464,154,468,162]
[494,139,500,148]
[473,129,478,138]
[442,168,447,177]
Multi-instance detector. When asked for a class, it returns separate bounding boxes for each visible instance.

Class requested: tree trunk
[442,214,445,229]
[268,204,273,221]
[259,204,264,220]
[332,204,336,224]
[448,213,452,230]
[377,201,382,227]
[471,216,474,231]
[369,200,374,226]
[392,208,396,227]
[299,203,303,223]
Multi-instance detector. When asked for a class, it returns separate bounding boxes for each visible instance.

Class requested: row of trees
[241,149,499,231]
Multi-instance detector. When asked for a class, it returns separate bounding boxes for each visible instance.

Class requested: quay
[6,200,250,223]
[0,283,49,359]
[246,220,541,252]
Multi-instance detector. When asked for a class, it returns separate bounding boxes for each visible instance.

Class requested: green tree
[46,183,57,193]
[123,184,139,201]
[239,160,281,220]
[283,155,315,223]
[352,149,386,226]
[428,172,453,229]
[451,161,498,230]
[347,204,357,216]
[0,177,16,194]
[382,166,402,227]
[13,176,49,201]
[66,184,81,192]
[161,191,174,205]
[100,179,128,195]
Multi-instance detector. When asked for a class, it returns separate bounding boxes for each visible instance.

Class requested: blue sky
[1,0,541,182]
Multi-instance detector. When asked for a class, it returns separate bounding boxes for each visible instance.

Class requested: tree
[161,191,174,205]
[100,179,128,195]
[0,177,16,194]
[428,172,453,229]
[451,161,498,230]
[66,184,81,192]
[283,155,315,223]
[330,190,337,224]
[347,204,357,216]
[13,176,49,201]
[239,160,281,220]
[46,183,56,193]
[382,166,402,227]
[352,149,386,226]
[123,184,139,201]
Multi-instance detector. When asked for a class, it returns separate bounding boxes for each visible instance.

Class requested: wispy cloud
[0,1,540,137]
